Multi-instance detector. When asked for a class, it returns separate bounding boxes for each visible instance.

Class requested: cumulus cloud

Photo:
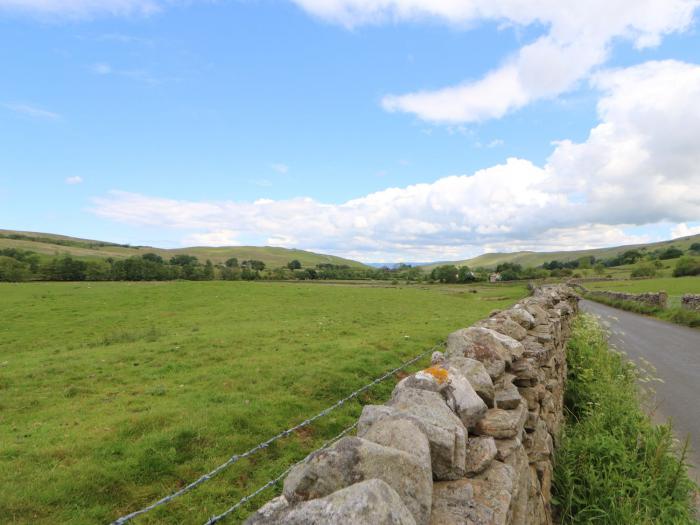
[293,0,699,123]
[65,176,83,184]
[0,0,161,18]
[671,223,700,238]
[183,229,240,247]
[92,60,700,260]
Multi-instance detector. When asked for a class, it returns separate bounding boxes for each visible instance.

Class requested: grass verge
[553,314,698,524]
[583,292,700,328]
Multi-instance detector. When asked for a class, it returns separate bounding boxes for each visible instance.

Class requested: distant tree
[287,259,302,270]
[170,254,198,266]
[85,260,112,281]
[673,256,700,277]
[431,265,459,283]
[457,266,477,283]
[43,255,88,281]
[576,256,594,269]
[593,262,606,275]
[142,253,164,264]
[241,268,260,280]
[658,247,684,260]
[203,260,215,280]
[225,257,239,268]
[0,256,30,282]
[242,260,266,271]
[690,242,700,253]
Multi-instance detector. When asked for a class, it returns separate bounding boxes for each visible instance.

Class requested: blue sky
[2,1,700,262]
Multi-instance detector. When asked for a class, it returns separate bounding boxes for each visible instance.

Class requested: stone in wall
[681,293,700,311]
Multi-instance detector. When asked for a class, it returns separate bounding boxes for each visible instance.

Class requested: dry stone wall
[246,285,579,525]
[572,283,667,309]
[681,294,700,311]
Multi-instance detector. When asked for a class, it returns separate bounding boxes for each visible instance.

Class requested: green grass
[0,229,368,268]
[553,315,698,524]
[0,280,527,524]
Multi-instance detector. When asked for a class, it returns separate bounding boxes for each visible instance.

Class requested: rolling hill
[0,229,368,269]
[421,234,700,271]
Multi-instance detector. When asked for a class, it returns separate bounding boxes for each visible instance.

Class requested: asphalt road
[580,299,700,486]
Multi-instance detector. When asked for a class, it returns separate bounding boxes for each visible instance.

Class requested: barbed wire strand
[110,341,443,525]
[204,420,360,525]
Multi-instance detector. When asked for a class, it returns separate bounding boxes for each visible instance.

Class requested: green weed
[553,315,697,524]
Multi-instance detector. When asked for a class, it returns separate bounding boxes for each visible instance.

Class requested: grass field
[0,280,527,524]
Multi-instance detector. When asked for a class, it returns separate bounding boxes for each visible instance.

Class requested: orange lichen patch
[423,366,449,384]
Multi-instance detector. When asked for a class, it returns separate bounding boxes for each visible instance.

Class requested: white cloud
[92,60,700,260]
[92,63,112,75]
[91,62,159,84]
[65,176,83,184]
[293,0,699,123]
[270,163,289,174]
[671,223,700,238]
[4,102,60,119]
[183,229,239,247]
[0,0,161,18]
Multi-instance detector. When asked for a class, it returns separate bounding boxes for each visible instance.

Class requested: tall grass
[584,292,700,328]
[553,315,698,524]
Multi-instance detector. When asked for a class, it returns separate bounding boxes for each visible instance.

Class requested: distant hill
[0,229,368,269]
[421,234,700,271]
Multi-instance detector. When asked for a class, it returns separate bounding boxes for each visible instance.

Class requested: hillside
[421,234,700,270]
[0,229,368,269]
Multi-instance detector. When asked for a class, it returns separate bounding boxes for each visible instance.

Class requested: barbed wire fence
[110,341,444,525]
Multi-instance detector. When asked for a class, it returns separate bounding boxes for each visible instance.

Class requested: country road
[580,299,700,486]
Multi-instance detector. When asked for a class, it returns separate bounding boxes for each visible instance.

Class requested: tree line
[1,243,698,283]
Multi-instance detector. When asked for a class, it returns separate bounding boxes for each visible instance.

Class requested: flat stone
[446,327,524,380]
[494,375,521,410]
[283,436,432,525]
[444,367,488,429]
[362,417,431,466]
[446,356,495,408]
[473,404,527,439]
[517,386,542,411]
[430,479,499,525]
[524,303,549,325]
[484,316,528,341]
[510,358,542,387]
[523,419,552,462]
[465,436,497,476]
[507,306,535,329]
[494,437,521,461]
[244,479,417,525]
[503,442,530,524]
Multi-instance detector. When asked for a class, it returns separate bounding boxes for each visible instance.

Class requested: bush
[673,256,700,277]
[658,246,684,260]
[0,256,30,281]
[554,315,696,523]
[630,263,657,278]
